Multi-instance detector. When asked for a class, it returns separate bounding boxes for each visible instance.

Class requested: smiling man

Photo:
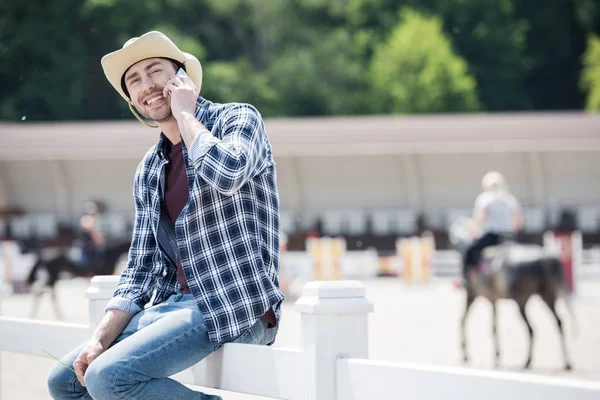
[47,31,284,400]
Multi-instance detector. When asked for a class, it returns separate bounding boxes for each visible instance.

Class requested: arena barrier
[2,276,600,399]
[396,232,435,284]
[295,235,434,283]
[306,236,346,281]
[279,235,435,300]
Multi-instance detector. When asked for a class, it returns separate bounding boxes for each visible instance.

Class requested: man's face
[123,58,177,122]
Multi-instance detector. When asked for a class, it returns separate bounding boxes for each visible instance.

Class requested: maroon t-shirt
[162,141,191,294]
[162,140,276,327]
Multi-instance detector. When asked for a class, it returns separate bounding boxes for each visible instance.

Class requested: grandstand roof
[1,111,599,160]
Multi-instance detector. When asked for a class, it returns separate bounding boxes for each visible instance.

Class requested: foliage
[581,35,600,111]
[0,0,598,120]
[369,9,480,113]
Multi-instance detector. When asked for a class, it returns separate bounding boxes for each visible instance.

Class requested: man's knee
[47,361,78,398]
[84,360,116,400]
[85,359,139,400]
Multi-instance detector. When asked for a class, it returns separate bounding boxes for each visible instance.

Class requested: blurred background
[1,0,600,398]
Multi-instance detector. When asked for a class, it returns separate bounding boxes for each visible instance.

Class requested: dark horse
[26,240,131,319]
[449,219,576,371]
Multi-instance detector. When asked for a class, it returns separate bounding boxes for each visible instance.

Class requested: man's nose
[141,74,156,92]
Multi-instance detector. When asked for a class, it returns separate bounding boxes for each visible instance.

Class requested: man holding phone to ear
[47,31,284,400]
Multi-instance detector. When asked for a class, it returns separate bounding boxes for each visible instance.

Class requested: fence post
[295,280,373,400]
[85,275,120,330]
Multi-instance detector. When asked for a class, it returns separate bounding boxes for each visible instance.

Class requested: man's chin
[142,108,173,123]
[153,113,175,123]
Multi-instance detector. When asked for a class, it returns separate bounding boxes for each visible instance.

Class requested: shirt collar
[155,133,168,160]
[154,96,211,160]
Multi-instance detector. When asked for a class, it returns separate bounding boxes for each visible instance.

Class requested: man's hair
[120,58,185,99]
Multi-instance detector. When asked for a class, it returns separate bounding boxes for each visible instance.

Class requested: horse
[25,240,131,319]
[448,218,576,371]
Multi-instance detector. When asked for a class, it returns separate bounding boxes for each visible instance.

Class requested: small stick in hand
[41,348,83,378]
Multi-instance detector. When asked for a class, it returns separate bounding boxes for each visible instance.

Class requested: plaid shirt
[106,97,285,343]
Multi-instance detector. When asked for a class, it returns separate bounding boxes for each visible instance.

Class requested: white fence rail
[2,276,600,399]
[337,359,600,400]
[0,317,90,356]
[172,344,305,399]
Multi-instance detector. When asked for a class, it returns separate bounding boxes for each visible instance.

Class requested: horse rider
[461,171,524,286]
[74,201,105,267]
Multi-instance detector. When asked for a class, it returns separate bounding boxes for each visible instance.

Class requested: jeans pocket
[231,327,253,345]
[249,318,269,345]
[231,318,267,345]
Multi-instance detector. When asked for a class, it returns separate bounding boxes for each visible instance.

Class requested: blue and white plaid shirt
[106,97,285,344]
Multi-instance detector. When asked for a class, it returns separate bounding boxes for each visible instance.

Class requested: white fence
[2,276,600,399]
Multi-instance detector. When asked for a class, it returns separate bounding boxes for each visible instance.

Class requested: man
[461,171,523,285]
[48,31,284,400]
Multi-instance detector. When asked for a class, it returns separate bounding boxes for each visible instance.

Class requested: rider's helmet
[482,171,507,192]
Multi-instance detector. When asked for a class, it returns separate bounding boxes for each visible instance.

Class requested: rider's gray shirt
[474,190,521,235]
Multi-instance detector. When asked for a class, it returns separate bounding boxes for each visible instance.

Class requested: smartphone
[176,67,196,91]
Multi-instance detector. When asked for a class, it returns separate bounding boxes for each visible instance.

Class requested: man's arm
[510,195,524,232]
[105,172,163,314]
[92,309,134,348]
[73,309,133,386]
[73,168,163,386]
[470,193,488,238]
[166,73,269,196]
[470,209,487,239]
[179,104,269,196]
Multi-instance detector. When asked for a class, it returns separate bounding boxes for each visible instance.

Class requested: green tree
[0,0,223,121]
[2,0,599,120]
[201,59,278,115]
[0,1,89,121]
[581,35,600,111]
[348,0,530,111]
[202,1,369,116]
[369,9,480,113]
[575,0,600,35]
[513,0,588,110]
[263,28,368,116]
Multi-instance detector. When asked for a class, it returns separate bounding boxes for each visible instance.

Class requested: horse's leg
[461,289,476,363]
[28,260,46,318]
[29,284,44,319]
[541,290,572,371]
[47,260,64,320]
[50,285,63,320]
[518,302,534,369]
[492,300,500,367]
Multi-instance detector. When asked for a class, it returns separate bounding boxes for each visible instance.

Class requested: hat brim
[101,31,203,102]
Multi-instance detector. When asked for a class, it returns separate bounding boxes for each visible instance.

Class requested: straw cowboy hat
[101,31,203,101]
[101,31,203,127]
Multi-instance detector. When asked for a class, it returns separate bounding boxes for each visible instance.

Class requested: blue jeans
[47,293,271,400]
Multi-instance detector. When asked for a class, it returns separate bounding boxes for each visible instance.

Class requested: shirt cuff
[105,296,143,315]
[188,130,220,164]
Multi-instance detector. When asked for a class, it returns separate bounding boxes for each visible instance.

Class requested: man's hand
[164,74,197,123]
[73,339,106,387]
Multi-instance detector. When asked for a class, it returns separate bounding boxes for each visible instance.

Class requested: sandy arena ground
[2,277,599,399]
